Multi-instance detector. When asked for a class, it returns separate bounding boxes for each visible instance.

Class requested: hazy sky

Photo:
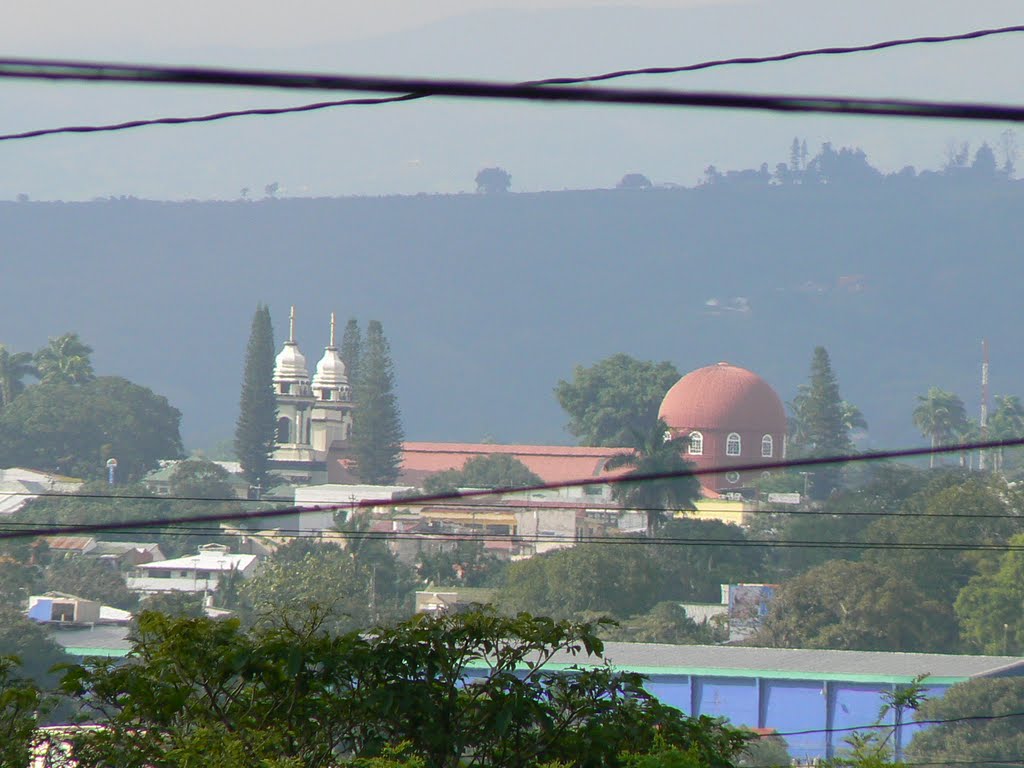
[1,1,726,51]
[1,0,1022,200]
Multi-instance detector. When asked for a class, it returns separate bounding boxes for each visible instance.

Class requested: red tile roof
[396,442,630,486]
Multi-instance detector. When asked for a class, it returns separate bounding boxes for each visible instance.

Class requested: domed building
[271,308,354,482]
[659,362,786,496]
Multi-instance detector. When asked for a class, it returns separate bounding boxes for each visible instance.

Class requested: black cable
[1,436,1021,542]
[2,24,1022,142]
[2,58,1024,125]
[772,709,1024,738]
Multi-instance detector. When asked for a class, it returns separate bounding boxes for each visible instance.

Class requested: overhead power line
[2,24,1023,142]
[1,435,1023,541]
[2,58,1024,127]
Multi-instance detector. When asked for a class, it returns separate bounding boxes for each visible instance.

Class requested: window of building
[276,416,291,444]
[726,433,741,456]
[688,431,704,455]
[761,434,774,458]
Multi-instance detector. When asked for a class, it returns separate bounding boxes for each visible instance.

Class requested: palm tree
[35,333,94,385]
[912,387,967,469]
[988,395,1024,472]
[605,418,700,537]
[0,345,36,407]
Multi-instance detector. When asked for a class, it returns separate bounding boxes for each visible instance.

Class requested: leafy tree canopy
[501,518,756,619]
[34,332,95,385]
[907,678,1024,767]
[555,354,681,447]
[423,454,542,494]
[475,166,511,193]
[863,475,1024,604]
[58,609,750,768]
[750,560,958,653]
[955,532,1024,654]
[0,376,183,481]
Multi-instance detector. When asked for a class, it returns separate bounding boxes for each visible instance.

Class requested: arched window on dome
[687,431,704,456]
[761,434,774,458]
[726,432,741,456]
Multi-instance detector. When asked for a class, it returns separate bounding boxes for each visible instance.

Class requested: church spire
[329,312,336,348]
[288,305,296,343]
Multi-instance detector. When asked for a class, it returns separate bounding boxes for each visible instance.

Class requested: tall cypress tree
[340,318,362,386]
[790,346,857,500]
[352,320,404,484]
[234,304,277,491]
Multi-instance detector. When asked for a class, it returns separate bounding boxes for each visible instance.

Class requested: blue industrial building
[545,643,1024,759]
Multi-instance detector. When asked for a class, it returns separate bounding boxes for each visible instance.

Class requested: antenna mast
[980,339,990,470]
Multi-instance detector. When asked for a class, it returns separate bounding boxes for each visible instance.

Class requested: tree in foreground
[606,418,700,537]
[34,332,95,385]
[352,320,404,484]
[0,656,42,768]
[234,304,277,490]
[788,347,861,499]
[58,609,751,768]
[907,678,1024,767]
[555,354,681,447]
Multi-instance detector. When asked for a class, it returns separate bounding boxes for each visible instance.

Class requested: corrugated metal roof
[541,642,1024,684]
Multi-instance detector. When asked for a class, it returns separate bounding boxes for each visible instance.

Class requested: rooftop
[542,642,1024,684]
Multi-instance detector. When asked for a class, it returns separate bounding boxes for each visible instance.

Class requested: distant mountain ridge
[1,175,1020,453]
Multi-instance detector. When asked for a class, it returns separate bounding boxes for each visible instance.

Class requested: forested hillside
[2,169,1020,451]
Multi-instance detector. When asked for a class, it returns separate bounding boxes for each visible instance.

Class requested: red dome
[659,362,786,434]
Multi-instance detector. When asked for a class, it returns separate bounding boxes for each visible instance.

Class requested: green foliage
[416,539,507,588]
[788,347,860,499]
[0,605,69,688]
[423,454,542,494]
[864,476,1023,604]
[751,560,957,652]
[737,734,791,768]
[12,482,220,559]
[555,354,681,447]
[955,532,1024,654]
[502,519,756,619]
[352,320,404,485]
[0,376,183,481]
[238,538,413,633]
[606,419,700,537]
[0,656,43,768]
[169,458,236,499]
[45,556,138,611]
[907,678,1024,766]
[341,317,362,387]
[34,332,95,385]
[0,344,36,408]
[988,395,1024,473]
[138,591,207,620]
[603,602,725,645]
[60,609,750,768]
[235,304,277,488]
[912,387,967,468]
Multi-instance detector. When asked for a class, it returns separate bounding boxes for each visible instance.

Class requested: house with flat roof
[126,543,258,595]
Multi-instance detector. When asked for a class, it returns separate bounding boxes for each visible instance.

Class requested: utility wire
[2,58,1024,125]
[1,436,1022,542]
[2,24,1023,142]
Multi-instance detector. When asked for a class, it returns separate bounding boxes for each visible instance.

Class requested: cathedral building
[270,308,354,483]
